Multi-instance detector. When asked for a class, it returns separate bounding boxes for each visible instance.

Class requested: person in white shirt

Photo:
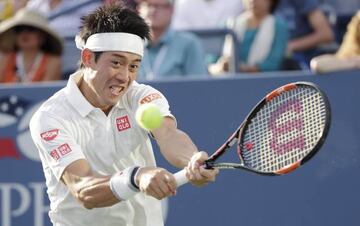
[26,0,102,37]
[172,0,244,30]
[29,3,218,226]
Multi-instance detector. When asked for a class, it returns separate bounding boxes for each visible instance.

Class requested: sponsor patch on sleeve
[41,129,59,141]
[50,149,60,160]
[140,93,162,104]
[58,143,72,156]
[49,143,73,161]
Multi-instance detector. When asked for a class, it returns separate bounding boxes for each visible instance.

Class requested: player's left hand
[186,151,219,187]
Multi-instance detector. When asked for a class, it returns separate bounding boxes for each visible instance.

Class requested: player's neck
[77,75,113,115]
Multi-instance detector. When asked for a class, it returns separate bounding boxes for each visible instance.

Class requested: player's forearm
[66,175,119,209]
[157,128,198,168]
[62,160,120,209]
[76,176,119,209]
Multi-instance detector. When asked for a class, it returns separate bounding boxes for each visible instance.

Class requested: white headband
[75,32,144,57]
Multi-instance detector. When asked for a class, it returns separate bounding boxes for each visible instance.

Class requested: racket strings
[239,87,327,173]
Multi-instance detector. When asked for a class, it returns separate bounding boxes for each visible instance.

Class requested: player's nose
[114,70,129,83]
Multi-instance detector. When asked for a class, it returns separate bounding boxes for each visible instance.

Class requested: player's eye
[111,60,121,66]
[129,64,140,72]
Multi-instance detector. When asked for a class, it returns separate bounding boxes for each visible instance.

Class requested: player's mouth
[109,85,124,96]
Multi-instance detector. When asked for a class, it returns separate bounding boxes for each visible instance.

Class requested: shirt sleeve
[129,83,177,126]
[30,111,86,181]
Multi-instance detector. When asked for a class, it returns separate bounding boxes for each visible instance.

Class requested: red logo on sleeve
[50,150,60,160]
[58,144,72,156]
[116,116,131,131]
[41,129,59,141]
[140,93,162,104]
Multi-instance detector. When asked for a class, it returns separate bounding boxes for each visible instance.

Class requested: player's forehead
[102,51,142,63]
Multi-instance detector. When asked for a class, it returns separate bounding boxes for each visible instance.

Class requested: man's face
[82,51,142,111]
[139,0,173,30]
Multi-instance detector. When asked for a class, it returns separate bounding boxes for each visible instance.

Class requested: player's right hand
[136,166,177,200]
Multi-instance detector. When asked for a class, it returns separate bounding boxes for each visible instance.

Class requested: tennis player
[29,3,218,226]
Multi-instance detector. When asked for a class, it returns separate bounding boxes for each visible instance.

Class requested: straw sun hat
[0,9,63,55]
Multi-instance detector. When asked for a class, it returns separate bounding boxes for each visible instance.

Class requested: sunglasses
[14,25,40,33]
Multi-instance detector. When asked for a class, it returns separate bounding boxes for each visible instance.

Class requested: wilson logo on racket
[41,129,59,141]
[268,99,305,155]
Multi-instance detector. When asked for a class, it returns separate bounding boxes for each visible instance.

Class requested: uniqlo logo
[41,129,59,141]
[50,150,60,160]
[58,143,72,156]
[116,116,131,131]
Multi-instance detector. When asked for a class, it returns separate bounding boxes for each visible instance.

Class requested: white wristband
[110,166,140,200]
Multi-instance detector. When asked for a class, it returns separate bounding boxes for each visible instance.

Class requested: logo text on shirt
[49,143,73,161]
[58,143,72,156]
[50,149,60,160]
[116,116,131,131]
[140,93,162,104]
[40,129,59,141]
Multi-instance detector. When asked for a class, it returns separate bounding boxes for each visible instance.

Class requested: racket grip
[174,169,189,187]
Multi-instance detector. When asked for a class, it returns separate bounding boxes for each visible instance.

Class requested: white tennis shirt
[30,71,174,226]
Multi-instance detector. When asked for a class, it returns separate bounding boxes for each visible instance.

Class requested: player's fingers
[146,182,167,200]
[187,164,204,182]
[199,166,219,182]
[147,175,176,199]
[164,174,177,195]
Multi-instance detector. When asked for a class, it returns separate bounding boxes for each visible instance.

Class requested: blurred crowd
[0,0,359,84]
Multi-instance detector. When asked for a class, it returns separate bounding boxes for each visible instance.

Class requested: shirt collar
[64,70,96,117]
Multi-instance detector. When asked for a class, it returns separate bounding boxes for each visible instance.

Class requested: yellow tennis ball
[136,103,164,130]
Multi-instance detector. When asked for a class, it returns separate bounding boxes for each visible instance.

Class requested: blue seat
[185,28,240,72]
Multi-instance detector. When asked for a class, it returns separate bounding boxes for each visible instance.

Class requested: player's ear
[81,49,93,67]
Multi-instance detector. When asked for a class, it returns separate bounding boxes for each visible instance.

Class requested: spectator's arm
[288,9,334,52]
[310,54,360,73]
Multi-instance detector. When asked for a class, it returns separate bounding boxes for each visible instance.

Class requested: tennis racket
[174,81,331,187]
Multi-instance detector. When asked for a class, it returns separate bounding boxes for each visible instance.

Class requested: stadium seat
[185,28,240,73]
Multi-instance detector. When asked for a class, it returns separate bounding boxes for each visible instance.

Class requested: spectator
[104,0,141,10]
[0,8,63,83]
[172,0,244,30]
[209,0,288,75]
[138,0,208,80]
[311,10,360,73]
[323,0,360,15]
[0,0,28,21]
[26,0,102,37]
[276,0,334,69]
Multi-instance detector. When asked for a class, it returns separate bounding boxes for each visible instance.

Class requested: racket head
[236,82,331,175]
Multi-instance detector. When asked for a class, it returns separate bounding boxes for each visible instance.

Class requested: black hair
[79,3,150,44]
[270,0,280,14]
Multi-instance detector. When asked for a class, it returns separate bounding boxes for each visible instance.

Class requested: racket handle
[174,169,189,187]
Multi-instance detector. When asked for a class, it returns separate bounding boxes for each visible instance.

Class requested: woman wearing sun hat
[0,8,63,83]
